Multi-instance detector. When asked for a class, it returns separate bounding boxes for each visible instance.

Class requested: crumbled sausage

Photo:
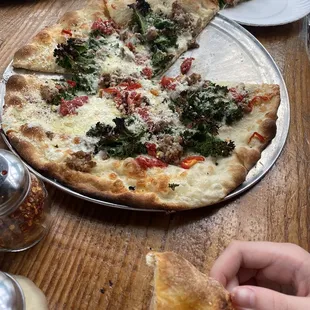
[65,151,96,172]
[40,85,59,103]
[187,40,200,50]
[156,135,184,164]
[99,74,112,88]
[171,1,193,29]
[186,73,202,86]
[146,28,159,41]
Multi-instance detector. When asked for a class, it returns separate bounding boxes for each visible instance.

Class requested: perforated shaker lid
[0,150,30,216]
[0,272,25,310]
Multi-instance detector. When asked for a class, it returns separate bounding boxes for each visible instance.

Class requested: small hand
[210,241,310,310]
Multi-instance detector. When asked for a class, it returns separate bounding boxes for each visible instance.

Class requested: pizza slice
[146,251,236,309]
[2,72,280,210]
[13,0,218,79]
[105,0,219,75]
[13,0,109,73]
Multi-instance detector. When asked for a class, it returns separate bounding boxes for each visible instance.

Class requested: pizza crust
[146,251,236,309]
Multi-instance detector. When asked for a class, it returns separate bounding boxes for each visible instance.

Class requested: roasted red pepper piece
[136,156,167,170]
[248,132,265,144]
[160,76,177,90]
[61,29,72,36]
[248,95,271,112]
[180,156,205,169]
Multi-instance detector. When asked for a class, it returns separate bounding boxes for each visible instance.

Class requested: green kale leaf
[87,118,147,158]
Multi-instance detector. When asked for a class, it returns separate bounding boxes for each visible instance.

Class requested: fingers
[232,286,310,310]
[210,241,310,290]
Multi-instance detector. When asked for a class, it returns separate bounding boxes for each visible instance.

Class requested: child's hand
[210,241,310,310]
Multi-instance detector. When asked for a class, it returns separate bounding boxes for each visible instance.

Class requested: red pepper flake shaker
[0,150,52,252]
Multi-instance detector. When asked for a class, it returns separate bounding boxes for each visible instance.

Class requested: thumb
[231,286,310,310]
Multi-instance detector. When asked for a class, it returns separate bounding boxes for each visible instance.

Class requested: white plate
[219,0,310,27]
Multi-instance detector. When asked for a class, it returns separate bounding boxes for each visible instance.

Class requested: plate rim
[0,15,290,212]
[219,0,310,27]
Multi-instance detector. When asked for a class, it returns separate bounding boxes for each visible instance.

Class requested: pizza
[146,251,236,309]
[1,0,281,210]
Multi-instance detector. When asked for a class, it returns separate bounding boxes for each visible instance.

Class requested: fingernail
[232,287,256,308]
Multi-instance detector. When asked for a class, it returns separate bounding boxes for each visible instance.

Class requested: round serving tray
[0,15,290,212]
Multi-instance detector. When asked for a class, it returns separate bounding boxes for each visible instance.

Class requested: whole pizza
[1,0,279,210]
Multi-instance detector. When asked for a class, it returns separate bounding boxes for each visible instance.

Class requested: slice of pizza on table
[146,251,236,309]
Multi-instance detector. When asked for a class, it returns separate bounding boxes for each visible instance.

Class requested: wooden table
[0,1,309,309]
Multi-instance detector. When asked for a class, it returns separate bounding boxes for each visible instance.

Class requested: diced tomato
[160,76,177,90]
[126,42,135,52]
[126,91,142,107]
[67,80,76,87]
[136,156,167,170]
[135,54,149,65]
[248,132,265,144]
[137,108,150,121]
[180,156,205,169]
[61,29,72,36]
[146,143,157,157]
[180,58,195,75]
[91,19,116,35]
[142,67,153,79]
[59,96,88,116]
[229,87,244,103]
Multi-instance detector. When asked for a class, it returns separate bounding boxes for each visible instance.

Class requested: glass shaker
[0,271,48,310]
[0,149,52,252]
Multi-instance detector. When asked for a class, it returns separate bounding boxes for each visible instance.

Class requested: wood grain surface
[0,1,309,309]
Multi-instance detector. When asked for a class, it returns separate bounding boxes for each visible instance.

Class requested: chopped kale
[173,82,244,127]
[128,0,178,73]
[54,38,98,73]
[87,118,147,158]
[72,73,98,95]
[151,50,174,73]
[182,130,235,158]
[49,88,75,106]
[128,0,150,34]
[219,0,227,9]
[169,183,180,191]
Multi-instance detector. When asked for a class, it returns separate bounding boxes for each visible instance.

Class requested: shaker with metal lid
[0,271,48,310]
[0,149,52,252]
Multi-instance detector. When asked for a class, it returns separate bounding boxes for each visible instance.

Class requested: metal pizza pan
[0,15,290,212]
